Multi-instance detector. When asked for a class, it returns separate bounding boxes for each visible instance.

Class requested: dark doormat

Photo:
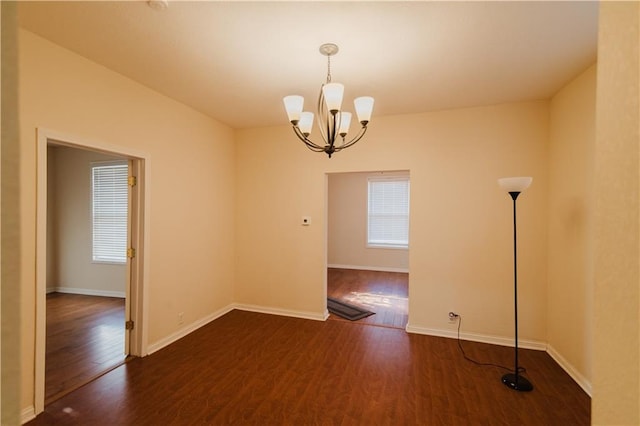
[327,297,375,321]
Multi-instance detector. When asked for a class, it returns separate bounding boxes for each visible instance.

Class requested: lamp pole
[498,177,533,392]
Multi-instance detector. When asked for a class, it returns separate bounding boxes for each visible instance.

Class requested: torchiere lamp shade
[498,177,533,193]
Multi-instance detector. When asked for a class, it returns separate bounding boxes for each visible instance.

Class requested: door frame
[325,170,411,325]
[34,127,150,414]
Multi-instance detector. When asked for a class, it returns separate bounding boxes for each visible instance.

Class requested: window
[367,177,410,248]
[92,161,128,263]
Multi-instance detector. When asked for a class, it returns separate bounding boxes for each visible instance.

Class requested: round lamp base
[501,373,533,392]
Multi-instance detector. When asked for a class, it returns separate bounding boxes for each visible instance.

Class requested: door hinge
[128,176,137,187]
[127,248,136,259]
[125,320,134,331]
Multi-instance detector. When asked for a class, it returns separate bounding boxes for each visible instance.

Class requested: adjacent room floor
[327,268,408,329]
[45,293,126,405]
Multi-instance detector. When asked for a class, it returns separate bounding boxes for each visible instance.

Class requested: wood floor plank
[28,310,590,425]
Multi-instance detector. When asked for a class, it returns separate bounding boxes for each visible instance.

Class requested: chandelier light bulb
[337,112,352,137]
[354,97,374,124]
[283,95,304,124]
[298,112,314,136]
[322,83,344,114]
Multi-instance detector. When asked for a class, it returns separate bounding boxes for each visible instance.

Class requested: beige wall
[47,145,126,296]
[15,5,640,423]
[547,64,596,391]
[236,101,549,340]
[592,1,640,424]
[328,171,409,271]
[19,30,236,412]
[6,16,584,426]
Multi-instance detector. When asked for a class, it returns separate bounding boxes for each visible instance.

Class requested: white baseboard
[405,324,547,351]
[146,304,235,355]
[49,286,125,298]
[233,303,328,321]
[327,264,409,273]
[21,405,36,424]
[547,344,592,396]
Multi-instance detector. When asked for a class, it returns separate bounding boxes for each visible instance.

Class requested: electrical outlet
[448,311,459,322]
[178,312,184,325]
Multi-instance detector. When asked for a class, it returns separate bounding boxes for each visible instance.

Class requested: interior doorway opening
[44,144,128,404]
[326,171,410,329]
[35,128,148,414]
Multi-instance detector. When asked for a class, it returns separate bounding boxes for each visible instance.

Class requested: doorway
[326,171,410,329]
[35,128,148,414]
[45,145,128,403]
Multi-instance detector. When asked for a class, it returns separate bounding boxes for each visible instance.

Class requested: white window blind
[367,177,410,248]
[92,162,128,264]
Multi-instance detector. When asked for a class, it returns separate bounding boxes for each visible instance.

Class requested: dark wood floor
[29,309,590,425]
[45,292,126,404]
[327,268,408,329]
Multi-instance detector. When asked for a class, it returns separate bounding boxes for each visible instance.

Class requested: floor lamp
[498,176,533,392]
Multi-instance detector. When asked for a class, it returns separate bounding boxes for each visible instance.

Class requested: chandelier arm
[333,125,368,152]
[304,144,324,152]
[299,137,325,152]
[291,125,325,151]
[300,137,326,152]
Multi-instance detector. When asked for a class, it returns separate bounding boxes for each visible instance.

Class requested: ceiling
[18,1,599,130]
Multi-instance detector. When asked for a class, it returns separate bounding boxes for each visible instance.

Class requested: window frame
[366,175,410,250]
[91,160,129,265]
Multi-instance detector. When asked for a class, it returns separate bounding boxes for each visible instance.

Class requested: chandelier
[283,43,374,158]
